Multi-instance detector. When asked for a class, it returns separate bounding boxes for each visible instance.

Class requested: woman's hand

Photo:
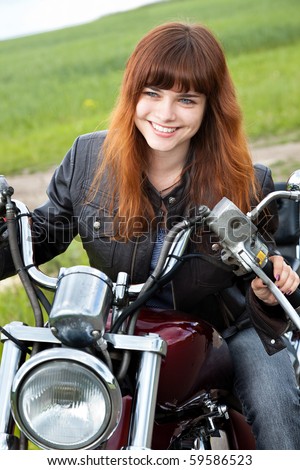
[251,255,300,306]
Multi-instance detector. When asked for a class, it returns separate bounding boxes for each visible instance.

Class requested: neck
[147,162,184,194]
[148,144,189,171]
[146,148,188,193]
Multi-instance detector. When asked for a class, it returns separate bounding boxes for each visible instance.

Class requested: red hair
[90,22,258,239]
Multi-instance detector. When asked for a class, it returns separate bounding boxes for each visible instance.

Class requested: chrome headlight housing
[11,348,122,450]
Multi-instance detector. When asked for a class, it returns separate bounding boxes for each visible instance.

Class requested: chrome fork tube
[0,326,24,449]
[126,342,162,449]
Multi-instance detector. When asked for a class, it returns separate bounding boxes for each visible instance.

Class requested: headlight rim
[11,348,122,450]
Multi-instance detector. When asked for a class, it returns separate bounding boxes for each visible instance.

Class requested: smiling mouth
[151,122,177,134]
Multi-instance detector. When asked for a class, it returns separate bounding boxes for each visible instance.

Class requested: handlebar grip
[0,176,9,216]
[262,259,300,310]
[0,175,9,190]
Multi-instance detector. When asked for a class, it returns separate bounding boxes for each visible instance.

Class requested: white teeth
[152,122,176,133]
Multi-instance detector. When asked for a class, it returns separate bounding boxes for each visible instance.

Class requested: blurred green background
[1,0,300,175]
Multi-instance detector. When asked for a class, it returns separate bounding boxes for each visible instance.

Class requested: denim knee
[226,327,300,449]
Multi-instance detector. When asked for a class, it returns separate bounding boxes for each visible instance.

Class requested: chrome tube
[125,334,163,450]
[14,200,57,289]
[0,322,24,449]
[247,190,300,220]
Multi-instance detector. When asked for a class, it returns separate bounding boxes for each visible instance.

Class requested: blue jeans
[226,327,300,449]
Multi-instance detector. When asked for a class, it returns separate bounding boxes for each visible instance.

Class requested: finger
[275,263,290,287]
[252,276,266,290]
[284,272,300,295]
[251,277,278,305]
[274,263,299,293]
[269,255,284,281]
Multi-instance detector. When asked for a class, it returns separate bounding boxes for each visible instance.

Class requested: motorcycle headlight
[11,348,122,450]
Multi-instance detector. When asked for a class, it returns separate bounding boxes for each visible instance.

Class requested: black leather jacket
[0,131,289,354]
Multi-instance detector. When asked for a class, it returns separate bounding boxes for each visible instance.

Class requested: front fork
[127,346,163,449]
[104,332,167,449]
[0,322,24,449]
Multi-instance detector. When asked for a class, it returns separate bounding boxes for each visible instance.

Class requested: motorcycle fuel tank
[135,309,234,406]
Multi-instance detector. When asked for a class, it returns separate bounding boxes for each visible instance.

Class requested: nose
[154,96,176,122]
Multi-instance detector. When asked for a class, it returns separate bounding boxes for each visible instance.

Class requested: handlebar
[15,200,57,289]
[247,190,300,221]
[1,178,300,330]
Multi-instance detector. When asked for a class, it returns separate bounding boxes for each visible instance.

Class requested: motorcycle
[0,170,299,451]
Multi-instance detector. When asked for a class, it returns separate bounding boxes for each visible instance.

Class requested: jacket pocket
[78,202,116,268]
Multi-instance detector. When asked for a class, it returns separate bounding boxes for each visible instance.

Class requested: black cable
[0,222,7,236]
[5,198,44,328]
[33,284,52,315]
[0,326,31,355]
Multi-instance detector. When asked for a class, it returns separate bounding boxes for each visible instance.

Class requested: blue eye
[180,98,194,105]
[146,91,158,97]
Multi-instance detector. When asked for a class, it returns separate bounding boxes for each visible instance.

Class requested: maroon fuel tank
[135,308,234,406]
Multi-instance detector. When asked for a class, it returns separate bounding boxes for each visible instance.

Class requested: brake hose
[4,189,44,332]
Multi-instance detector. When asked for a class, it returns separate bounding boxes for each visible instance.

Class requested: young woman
[1,22,300,449]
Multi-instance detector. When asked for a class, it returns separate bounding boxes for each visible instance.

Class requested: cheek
[134,103,148,134]
[194,107,206,131]
[193,98,207,129]
[135,100,149,119]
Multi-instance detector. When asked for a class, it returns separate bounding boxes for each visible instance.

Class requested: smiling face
[134,87,207,159]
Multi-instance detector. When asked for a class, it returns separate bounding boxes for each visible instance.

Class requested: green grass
[230,42,300,139]
[0,0,300,174]
[268,157,300,182]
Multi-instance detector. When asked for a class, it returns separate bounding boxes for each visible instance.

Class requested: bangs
[138,44,211,95]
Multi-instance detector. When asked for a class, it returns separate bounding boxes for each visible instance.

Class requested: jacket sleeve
[30,139,79,266]
[246,287,290,354]
[252,163,279,247]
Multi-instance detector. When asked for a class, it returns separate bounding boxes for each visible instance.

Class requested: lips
[151,122,177,134]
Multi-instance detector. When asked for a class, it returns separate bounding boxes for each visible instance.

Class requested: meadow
[1,0,300,175]
[0,0,300,324]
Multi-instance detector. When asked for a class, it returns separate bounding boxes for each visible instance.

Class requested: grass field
[1,0,300,175]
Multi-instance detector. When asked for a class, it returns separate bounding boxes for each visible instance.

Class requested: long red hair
[89,22,258,239]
